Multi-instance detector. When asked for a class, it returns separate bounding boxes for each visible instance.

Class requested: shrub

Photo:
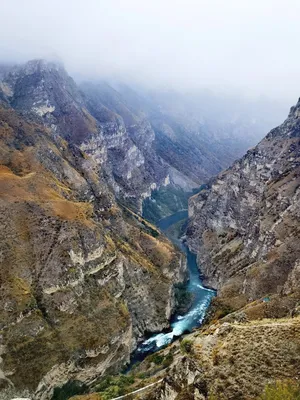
[258,380,300,400]
[180,339,193,354]
[52,380,88,400]
[100,385,120,399]
[162,352,174,368]
[94,374,135,399]
[211,347,220,366]
[149,353,164,365]
[174,283,193,313]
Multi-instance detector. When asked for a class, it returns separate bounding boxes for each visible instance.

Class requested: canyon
[69,99,300,400]
[0,59,299,400]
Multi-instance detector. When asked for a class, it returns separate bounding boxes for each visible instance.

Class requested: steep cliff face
[187,98,300,314]
[0,104,186,398]
[0,60,168,213]
[80,81,168,211]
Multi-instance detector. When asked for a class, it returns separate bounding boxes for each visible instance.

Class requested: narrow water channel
[132,210,216,361]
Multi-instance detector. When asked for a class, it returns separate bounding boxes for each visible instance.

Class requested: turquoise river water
[132,210,215,360]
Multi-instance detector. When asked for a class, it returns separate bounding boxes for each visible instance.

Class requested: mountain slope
[0,104,186,398]
[141,317,300,400]
[0,60,168,213]
[0,59,294,399]
[187,98,300,317]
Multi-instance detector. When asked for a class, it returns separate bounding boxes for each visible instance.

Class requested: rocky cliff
[0,60,169,214]
[0,98,186,398]
[187,98,300,317]
[140,317,300,400]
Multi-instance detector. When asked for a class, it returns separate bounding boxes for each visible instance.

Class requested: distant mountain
[80,79,287,220]
[0,60,286,221]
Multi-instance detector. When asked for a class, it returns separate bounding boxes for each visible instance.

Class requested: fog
[1,0,300,104]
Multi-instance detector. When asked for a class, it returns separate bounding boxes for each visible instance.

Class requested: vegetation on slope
[0,106,184,394]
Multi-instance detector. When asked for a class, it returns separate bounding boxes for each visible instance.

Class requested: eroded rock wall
[187,98,300,312]
[0,106,185,398]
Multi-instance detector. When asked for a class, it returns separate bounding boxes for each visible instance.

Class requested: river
[132,210,215,361]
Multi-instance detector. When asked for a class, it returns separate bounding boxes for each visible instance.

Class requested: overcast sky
[1,0,300,103]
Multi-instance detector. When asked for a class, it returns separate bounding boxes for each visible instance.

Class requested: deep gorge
[132,208,216,361]
[1,58,299,400]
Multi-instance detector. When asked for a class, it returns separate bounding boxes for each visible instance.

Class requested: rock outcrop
[187,98,300,315]
[0,103,185,398]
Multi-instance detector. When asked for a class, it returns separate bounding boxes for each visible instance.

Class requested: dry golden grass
[48,199,93,223]
[0,164,94,225]
[81,107,98,133]
[192,317,300,399]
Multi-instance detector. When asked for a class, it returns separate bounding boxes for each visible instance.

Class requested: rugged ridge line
[0,59,277,218]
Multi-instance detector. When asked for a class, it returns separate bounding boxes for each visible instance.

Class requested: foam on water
[136,288,214,352]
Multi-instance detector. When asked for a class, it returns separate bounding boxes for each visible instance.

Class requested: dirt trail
[112,379,163,400]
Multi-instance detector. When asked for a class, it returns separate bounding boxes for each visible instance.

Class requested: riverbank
[68,210,216,400]
[131,210,216,360]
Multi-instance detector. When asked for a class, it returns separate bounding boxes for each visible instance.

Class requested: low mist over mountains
[0,59,288,218]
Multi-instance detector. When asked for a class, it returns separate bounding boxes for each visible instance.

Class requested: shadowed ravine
[130,210,216,363]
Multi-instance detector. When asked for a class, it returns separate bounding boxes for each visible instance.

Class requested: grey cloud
[0,0,300,104]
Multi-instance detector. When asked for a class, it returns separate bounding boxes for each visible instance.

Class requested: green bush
[180,339,193,354]
[100,385,120,399]
[94,374,135,399]
[94,376,112,392]
[149,353,164,365]
[174,283,193,314]
[258,380,300,400]
[52,380,88,400]
[162,352,174,368]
